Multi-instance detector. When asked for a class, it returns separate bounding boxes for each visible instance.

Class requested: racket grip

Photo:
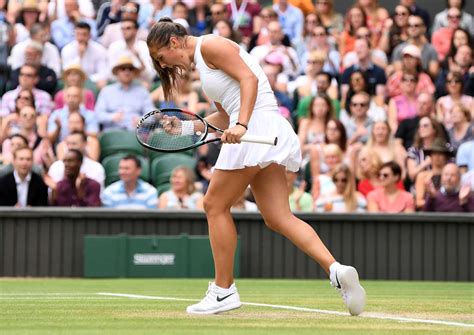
[241,134,278,146]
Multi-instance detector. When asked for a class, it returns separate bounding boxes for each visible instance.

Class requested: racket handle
[241,134,278,146]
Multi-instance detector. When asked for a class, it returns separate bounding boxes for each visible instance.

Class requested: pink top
[2,135,54,166]
[54,89,96,111]
[393,95,417,123]
[367,188,414,213]
[387,71,435,98]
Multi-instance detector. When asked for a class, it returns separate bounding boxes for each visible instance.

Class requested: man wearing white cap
[95,56,154,132]
[391,14,439,78]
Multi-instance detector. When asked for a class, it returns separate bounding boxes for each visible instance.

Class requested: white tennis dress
[194,36,301,172]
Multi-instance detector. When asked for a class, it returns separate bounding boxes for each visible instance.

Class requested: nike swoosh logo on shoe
[216,293,235,302]
[335,272,342,289]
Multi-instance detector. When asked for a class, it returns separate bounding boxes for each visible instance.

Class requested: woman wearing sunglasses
[316,164,366,213]
[367,161,414,213]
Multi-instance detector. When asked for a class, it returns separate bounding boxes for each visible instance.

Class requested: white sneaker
[186,282,242,315]
[330,263,366,316]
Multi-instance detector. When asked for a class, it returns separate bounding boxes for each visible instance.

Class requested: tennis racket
[136,108,278,153]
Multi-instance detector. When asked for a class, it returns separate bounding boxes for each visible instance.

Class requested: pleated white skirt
[214,110,301,172]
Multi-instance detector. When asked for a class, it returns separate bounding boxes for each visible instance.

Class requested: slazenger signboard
[133,254,176,265]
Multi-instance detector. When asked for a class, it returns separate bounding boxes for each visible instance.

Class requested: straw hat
[22,0,40,11]
[112,56,140,75]
[62,64,87,82]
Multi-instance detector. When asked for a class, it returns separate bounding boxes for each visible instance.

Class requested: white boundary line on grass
[97,292,474,329]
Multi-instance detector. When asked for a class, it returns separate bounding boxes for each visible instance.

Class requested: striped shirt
[101,179,158,209]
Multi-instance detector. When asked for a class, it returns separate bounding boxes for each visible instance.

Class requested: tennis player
[147,18,366,316]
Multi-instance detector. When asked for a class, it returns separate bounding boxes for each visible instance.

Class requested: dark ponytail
[147,17,189,101]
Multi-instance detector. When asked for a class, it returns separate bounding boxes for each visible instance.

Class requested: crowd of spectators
[0,0,473,213]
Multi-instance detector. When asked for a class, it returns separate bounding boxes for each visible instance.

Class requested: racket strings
[137,111,204,151]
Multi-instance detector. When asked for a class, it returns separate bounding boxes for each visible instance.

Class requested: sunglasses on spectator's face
[448,14,461,20]
[119,66,135,72]
[121,6,137,13]
[351,102,368,107]
[333,177,348,183]
[212,10,224,15]
[395,11,408,16]
[20,112,35,118]
[17,95,32,100]
[447,79,462,84]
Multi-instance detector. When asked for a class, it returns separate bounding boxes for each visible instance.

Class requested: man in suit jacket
[0,147,48,207]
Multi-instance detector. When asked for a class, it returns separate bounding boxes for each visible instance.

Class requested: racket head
[136,108,209,152]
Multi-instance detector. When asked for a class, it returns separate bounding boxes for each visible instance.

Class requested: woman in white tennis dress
[147,17,365,316]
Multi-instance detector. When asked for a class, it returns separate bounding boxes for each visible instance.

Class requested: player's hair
[147,17,188,101]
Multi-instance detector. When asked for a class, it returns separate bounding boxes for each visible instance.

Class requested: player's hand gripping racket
[136,108,278,153]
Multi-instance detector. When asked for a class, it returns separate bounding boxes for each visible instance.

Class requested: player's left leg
[250,163,366,316]
[250,164,335,272]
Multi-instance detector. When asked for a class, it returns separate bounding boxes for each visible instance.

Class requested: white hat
[402,45,422,59]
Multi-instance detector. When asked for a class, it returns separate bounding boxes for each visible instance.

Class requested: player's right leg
[186,167,259,315]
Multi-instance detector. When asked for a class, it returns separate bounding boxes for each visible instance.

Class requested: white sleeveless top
[193,36,278,123]
[193,35,302,172]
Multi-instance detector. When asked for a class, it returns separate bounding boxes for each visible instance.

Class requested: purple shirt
[423,192,474,212]
[54,177,101,207]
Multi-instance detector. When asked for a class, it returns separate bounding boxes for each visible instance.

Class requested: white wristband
[181,120,195,136]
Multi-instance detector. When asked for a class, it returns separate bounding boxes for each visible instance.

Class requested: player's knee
[263,217,283,233]
[203,194,229,215]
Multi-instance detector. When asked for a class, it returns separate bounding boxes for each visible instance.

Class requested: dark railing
[0,208,472,281]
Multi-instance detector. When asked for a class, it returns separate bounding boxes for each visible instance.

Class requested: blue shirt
[47,106,99,142]
[273,4,304,44]
[51,18,98,50]
[101,179,158,209]
[341,63,387,96]
[456,140,474,172]
[95,82,155,131]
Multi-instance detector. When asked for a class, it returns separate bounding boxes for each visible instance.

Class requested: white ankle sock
[329,261,341,276]
[214,282,234,291]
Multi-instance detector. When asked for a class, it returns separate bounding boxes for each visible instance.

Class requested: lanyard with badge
[230,0,248,30]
